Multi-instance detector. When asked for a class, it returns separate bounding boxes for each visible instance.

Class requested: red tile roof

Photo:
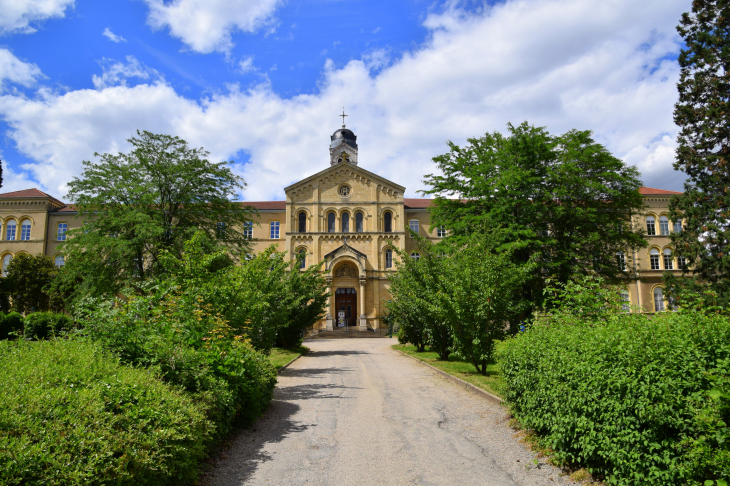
[0,188,66,207]
[243,201,286,210]
[404,198,435,209]
[639,186,683,195]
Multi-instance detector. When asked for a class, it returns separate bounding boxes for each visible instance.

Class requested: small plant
[0,312,24,340]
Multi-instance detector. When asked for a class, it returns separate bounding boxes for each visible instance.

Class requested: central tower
[329,122,358,166]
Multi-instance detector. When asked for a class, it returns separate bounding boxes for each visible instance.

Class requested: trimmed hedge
[0,339,213,486]
[0,312,24,340]
[498,310,730,485]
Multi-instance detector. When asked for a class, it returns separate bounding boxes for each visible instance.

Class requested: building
[0,125,685,325]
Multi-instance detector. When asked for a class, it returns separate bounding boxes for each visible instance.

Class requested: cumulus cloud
[143,0,283,53]
[0,48,43,92]
[102,27,126,43]
[0,0,75,35]
[0,0,688,200]
[239,55,256,74]
[91,56,161,89]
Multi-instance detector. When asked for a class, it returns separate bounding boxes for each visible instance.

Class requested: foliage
[498,287,730,485]
[55,130,253,302]
[0,312,23,340]
[4,253,59,314]
[0,339,212,486]
[23,312,72,340]
[669,0,730,304]
[422,122,647,310]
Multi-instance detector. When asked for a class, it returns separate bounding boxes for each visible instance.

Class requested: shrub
[23,312,72,340]
[498,309,730,485]
[0,312,24,340]
[0,339,212,486]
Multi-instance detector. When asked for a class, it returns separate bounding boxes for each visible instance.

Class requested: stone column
[325,276,334,330]
[359,276,367,330]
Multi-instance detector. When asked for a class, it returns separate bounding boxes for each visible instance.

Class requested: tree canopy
[422,122,647,309]
[4,253,59,314]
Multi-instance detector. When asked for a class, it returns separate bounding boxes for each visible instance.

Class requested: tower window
[298,212,306,233]
[355,212,364,232]
[385,249,393,269]
[342,212,350,232]
[328,212,336,233]
[384,212,392,233]
[298,249,306,269]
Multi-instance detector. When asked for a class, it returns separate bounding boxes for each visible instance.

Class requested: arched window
[410,251,420,261]
[55,255,65,268]
[342,212,350,232]
[355,212,363,232]
[57,223,68,241]
[298,212,306,233]
[659,216,670,235]
[5,220,16,241]
[20,219,31,241]
[298,249,306,269]
[384,211,392,233]
[2,254,12,277]
[650,248,660,270]
[327,212,336,233]
[616,251,626,271]
[620,290,630,312]
[653,287,665,312]
[385,249,393,269]
[663,248,674,269]
[646,216,656,236]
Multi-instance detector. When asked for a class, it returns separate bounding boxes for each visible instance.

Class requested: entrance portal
[335,288,357,327]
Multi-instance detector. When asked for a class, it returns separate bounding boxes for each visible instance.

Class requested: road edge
[393,348,503,406]
[278,354,303,373]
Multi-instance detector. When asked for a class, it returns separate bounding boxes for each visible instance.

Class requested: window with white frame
[409,219,419,235]
[659,216,670,235]
[270,221,280,239]
[385,249,393,269]
[650,248,660,270]
[620,290,630,312]
[616,251,626,271]
[437,226,447,238]
[298,212,306,233]
[5,220,16,241]
[663,248,674,269]
[57,223,67,241]
[653,287,665,312]
[20,219,31,241]
[674,220,682,233]
[55,255,65,268]
[2,254,12,276]
[243,221,253,238]
[646,216,656,236]
[298,249,306,269]
[410,251,420,261]
[678,255,687,270]
[384,212,392,233]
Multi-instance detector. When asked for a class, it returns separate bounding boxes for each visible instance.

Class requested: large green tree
[4,253,59,314]
[422,122,647,309]
[55,131,253,300]
[669,0,730,303]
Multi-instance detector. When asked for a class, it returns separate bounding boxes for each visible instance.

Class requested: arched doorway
[335,288,357,327]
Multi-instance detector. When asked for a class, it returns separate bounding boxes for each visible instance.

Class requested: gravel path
[201,338,570,486]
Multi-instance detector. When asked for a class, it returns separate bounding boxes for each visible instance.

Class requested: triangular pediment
[285,163,405,199]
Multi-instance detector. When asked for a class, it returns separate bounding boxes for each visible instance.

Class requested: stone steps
[311,329,385,339]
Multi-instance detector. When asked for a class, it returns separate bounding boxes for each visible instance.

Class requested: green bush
[498,310,730,485]
[0,339,212,486]
[23,312,72,340]
[0,312,24,340]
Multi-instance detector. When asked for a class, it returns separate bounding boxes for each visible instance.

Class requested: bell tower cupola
[330,108,358,166]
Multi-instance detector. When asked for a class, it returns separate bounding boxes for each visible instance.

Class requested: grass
[269,345,309,371]
[392,344,505,398]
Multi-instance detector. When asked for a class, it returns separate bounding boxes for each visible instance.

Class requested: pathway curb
[278,354,303,373]
[394,348,503,406]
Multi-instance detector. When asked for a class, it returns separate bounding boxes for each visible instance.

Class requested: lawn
[392,344,505,398]
[269,345,309,371]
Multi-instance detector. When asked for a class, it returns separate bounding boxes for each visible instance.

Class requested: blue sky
[0,0,690,201]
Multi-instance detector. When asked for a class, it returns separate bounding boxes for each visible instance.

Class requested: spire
[340,107,348,128]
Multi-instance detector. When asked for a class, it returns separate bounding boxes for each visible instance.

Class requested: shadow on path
[302,349,369,358]
[277,382,361,401]
[280,367,353,378]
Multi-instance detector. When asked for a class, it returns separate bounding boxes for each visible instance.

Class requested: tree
[669,1,730,304]
[4,253,58,314]
[423,122,647,310]
[55,131,253,301]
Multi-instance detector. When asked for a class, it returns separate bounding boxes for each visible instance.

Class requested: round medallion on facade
[338,184,351,198]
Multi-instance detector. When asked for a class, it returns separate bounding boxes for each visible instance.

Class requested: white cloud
[102,27,126,43]
[91,56,161,89]
[0,0,74,35]
[239,55,256,74]
[142,0,283,53]
[0,48,43,92]
[0,0,689,201]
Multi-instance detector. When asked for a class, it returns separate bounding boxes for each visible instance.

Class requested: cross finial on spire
[340,108,348,127]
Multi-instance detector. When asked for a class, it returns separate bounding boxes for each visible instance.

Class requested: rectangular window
[660,219,670,235]
[57,223,67,241]
[5,224,16,241]
[674,221,682,233]
[620,290,630,312]
[385,250,393,269]
[647,219,656,236]
[616,251,626,271]
[270,221,280,239]
[437,226,446,238]
[409,219,419,235]
[650,254,660,270]
[678,256,687,270]
[663,253,674,270]
[216,222,226,239]
[243,221,253,238]
[20,222,31,241]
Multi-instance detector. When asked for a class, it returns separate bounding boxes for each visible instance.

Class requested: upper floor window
[298,212,306,233]
[243,221,253,238]
[678,255,687,270]
[437,226,447,238]
[355,212,364,233]
[674,221,682,233]
[20,219,31,241]
[646,216,656,236]
[653,287,665,312]
[55,255,65,268]
[616,251,626,271]
[327,212,336,233]
[650,248,660,270]
[410,251,420,261]
[2,254,12,277]
[385,249,393,269]
[270,221,280,239]
[384,211,392,233]
[663,248,674,270]
[57,223,67,241]
[5,220,16,241]
[620,290,630,312]
[409,219,419,235]
[216,222,226,239]
[659,216,670,236]
[342,212,350,233]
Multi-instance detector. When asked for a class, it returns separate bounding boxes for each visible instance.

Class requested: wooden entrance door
[335,288,357,327]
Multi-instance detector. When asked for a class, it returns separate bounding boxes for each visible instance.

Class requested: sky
[0,0,691,201]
